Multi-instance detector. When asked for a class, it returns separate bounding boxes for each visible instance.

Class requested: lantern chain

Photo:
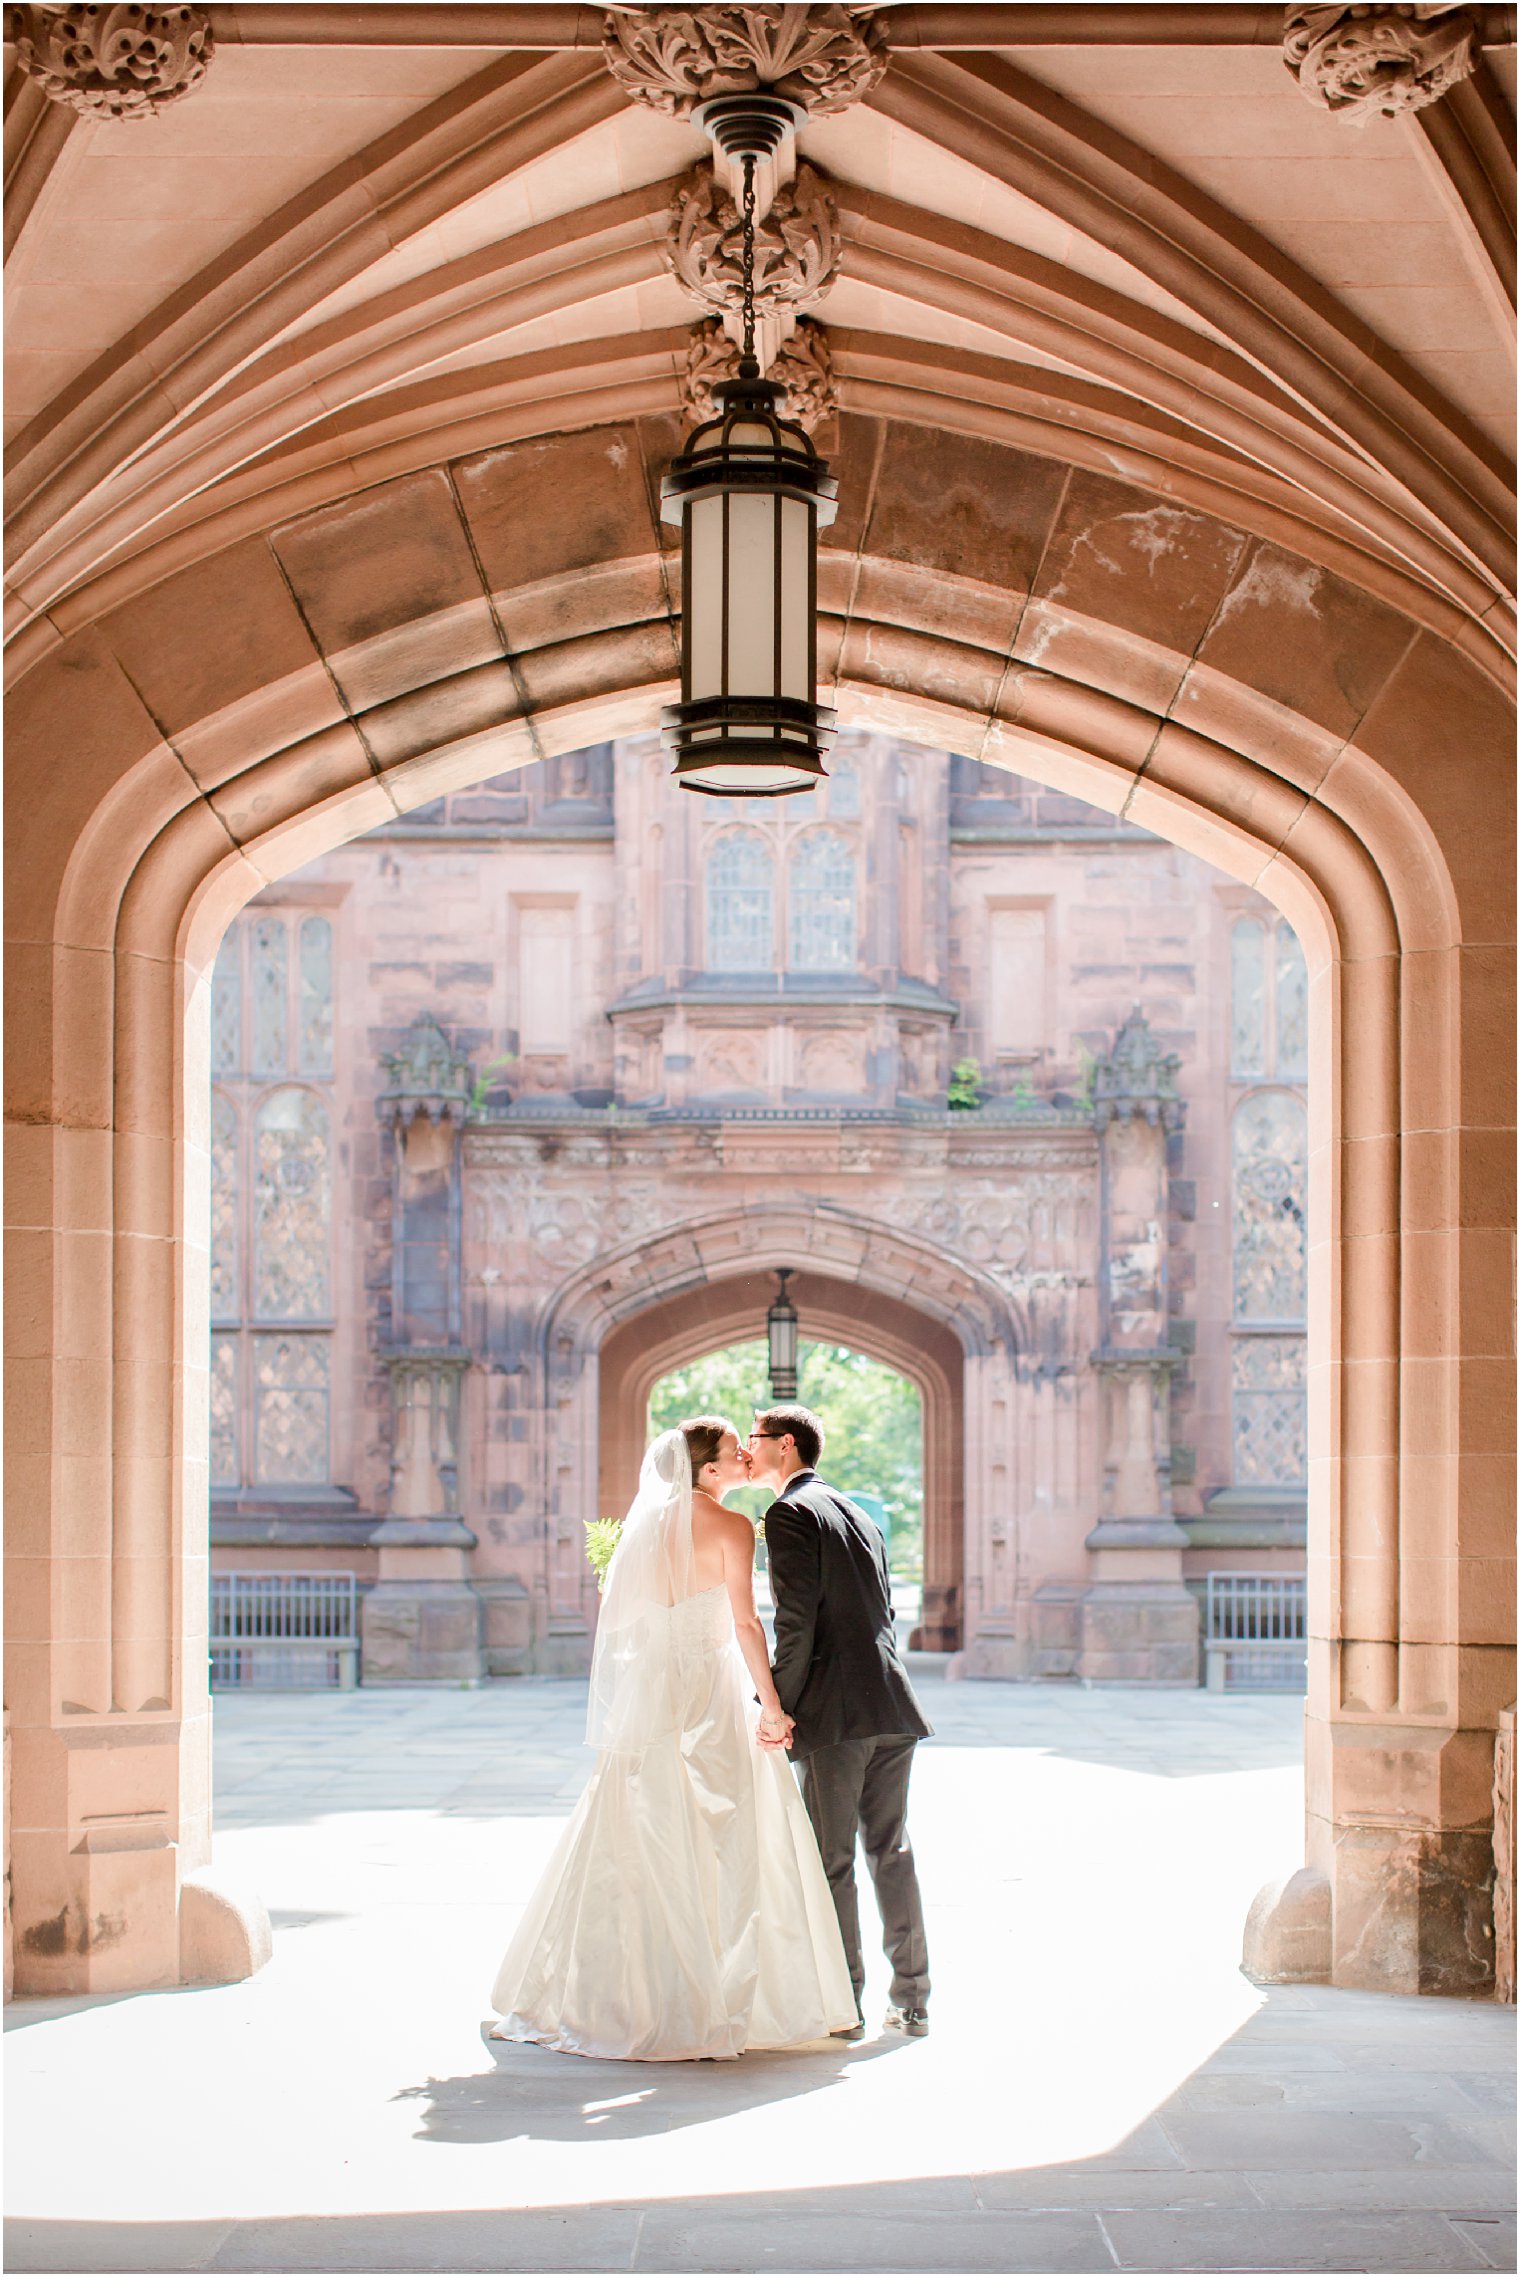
[740,150,757,367]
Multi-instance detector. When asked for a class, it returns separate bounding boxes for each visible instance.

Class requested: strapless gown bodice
[489,1583,856,2061]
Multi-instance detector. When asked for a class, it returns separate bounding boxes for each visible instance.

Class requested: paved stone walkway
[6,1676,1514,2274]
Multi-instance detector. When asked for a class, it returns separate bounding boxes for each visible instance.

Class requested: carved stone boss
[666,160,841,317]
[9,3,214,118]
[680,313,836,430]
[1283,4,1480,120]
[603,4,887,119]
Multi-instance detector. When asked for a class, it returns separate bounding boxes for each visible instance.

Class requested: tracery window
[209,910,337,1491]
[706,831,774,972]
[1227,908,1308,1490]
[788,830,856,972]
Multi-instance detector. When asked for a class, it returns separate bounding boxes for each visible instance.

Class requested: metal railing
[1203,1572,1307,1693]
[210,1570,359,1690]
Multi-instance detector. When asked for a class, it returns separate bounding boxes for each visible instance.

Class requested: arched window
[212,940,241,1075]
[298,916,333,1077]
[210,1092,239,1320]
[788,829,856,972]
[1230,918,1266,1076]
[254,1333,331,1486]
[1275,927,1308,1079]
[706,831,774,971]
[1231,1092,1306,1321]
[251,917,288,1076]
[253,1088,332,1321]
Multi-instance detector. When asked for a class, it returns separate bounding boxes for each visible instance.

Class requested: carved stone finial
[9,3,214,119]
[680,314,837,430]
[1092,1006,1183,1132]
[378,1014,474,1127]
[666,161,841,317]
[1283,4,1479,121]
[604,4,887,120]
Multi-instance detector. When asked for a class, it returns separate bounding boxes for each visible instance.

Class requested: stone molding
[680,313,837,430]
[8,2,214,118]
[602,4,887,119]
[1283,4,1480,120]
[666,160,841,317]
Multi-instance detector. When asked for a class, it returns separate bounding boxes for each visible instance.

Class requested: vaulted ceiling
[5,3,1515,691]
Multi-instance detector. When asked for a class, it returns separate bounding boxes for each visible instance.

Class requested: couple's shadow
[396,2027,909,2144]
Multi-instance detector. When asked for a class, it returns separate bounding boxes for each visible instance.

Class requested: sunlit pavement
[6,1676,1514,2275]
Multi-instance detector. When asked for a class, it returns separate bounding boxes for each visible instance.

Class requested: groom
[747,1404,933,2040]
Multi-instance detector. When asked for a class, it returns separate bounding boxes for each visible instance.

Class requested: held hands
[757,1706,795,1753]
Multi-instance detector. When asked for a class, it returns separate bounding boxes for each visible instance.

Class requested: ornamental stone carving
[603,4,887,120]
[1091,1006,1183,1131]
[680,314,837,431]
[9,2,213,118]
[378,1013,474,1127]
[1283,3,1479,120]
[667,162,841,318]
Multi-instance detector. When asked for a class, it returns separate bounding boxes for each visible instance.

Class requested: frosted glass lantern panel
[1232,1092,1307,1320]
[253,1334,330,1485]
[724,493,777,697]
[1276,926,1308,1079]
[1231,918,1266,1076]
[686,495,723,702]
[789,830,856,972]
[707,833,774,971]
[253,1088,332,1319]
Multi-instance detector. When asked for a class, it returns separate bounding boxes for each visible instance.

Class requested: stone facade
[208,732,1307,1683]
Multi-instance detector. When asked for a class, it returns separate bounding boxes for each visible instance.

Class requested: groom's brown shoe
[883,2005,928,2038]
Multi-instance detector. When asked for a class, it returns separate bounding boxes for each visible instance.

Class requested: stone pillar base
[1077,1579,1200,1686]
[362,1517,484,1684]
[477,1579,533,1677]
[1030,1583,1083,1679]
[1242,1867,1331,1983]
[909,1581,960,1652]
[532,1618,594,1679]
[179,1868,273,1984]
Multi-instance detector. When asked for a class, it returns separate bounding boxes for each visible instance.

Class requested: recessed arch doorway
[598,1262,965,1652]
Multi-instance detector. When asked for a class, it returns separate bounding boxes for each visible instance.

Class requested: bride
[489,1417,859,2060]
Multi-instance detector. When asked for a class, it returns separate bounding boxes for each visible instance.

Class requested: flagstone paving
[6,1675,1514,2274]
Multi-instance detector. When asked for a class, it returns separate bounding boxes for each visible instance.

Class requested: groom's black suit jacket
[763,1470,932,1761]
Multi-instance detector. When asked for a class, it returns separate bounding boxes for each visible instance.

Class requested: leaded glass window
[253,1088,331,1320]
[251,918,288,1077]
[1232,1092,1307,1320]
[1232,1335,1307,1487]
[1276,927,1308,1080]
[298,917,334,1077]
[1230,919,1266,1077]
[210,1092,238,1319]
[210,1334,239,1488]
[253,1333,330,1484]
[212,945,241,1075]
[829,760,861,820]
[789,830,856,972]
[707,832,774,971]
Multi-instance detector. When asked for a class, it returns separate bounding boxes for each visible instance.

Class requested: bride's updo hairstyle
[680,1415,731,1488]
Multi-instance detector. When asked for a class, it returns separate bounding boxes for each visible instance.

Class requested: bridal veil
[584,1426,698,1755]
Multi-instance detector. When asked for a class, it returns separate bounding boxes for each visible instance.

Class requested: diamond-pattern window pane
[212,934,241,1075]
[210,1091,239,1319]
[253,1334,330,1485]
[254,1088,331,1319]
[707,831,773,971]
[1232,1335,1307,1487]
[210,1332,239,1488]
[789,829,856,972]
[251,918,288,1077]
[1232,1092,1307,1321]
[1276,926,1308,1079]
[828,761,861,820]
[1231,918,1266,1077]
[298,916,333,1077]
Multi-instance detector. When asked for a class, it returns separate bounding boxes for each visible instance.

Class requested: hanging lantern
[767,1266,800,1401]
[661,94,838,797]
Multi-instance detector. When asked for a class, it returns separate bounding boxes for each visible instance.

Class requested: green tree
[648,1338,923,1573]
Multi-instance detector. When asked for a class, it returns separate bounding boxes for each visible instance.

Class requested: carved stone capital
[8,3,214,119]
[1283,4,1479,121]
[680,313,837,429]
[604,4,887,120]
[666,160,841,317]
[378,1012,473,1126]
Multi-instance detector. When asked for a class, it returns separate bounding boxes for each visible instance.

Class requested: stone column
[361,1018,483,1685]
[1079,1010,1199,1686]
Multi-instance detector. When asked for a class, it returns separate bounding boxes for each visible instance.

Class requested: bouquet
[584,1517,622,1592]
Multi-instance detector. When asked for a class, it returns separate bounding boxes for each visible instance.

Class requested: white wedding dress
[489,1433,857,2062]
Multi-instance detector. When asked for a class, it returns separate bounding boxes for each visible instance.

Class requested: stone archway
[5,400,1511,2001]
[597,1257,966,1651]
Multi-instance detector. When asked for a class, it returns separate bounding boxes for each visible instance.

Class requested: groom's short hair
[757,1404,823,1470]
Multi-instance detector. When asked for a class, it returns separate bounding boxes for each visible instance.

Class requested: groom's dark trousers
[763,1470,933,2012]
